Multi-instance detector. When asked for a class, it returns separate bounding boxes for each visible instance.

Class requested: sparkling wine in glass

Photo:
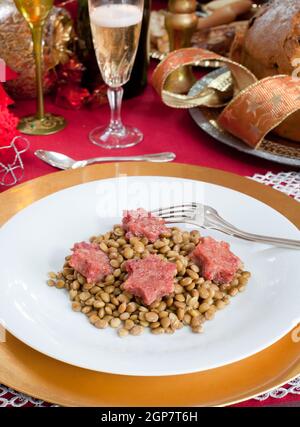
[88,0,144,149]
[14,0,66,135]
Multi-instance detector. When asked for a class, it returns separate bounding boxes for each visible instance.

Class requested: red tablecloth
[0,0,290,192]
[1,68,289,196]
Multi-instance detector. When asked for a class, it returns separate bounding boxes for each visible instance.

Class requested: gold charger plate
[0,162,300,407]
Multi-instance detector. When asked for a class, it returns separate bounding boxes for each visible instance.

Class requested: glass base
[18,113,66,136]
[89,125,143,149]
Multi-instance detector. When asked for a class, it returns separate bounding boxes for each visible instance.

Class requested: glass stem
[107,87,125,132]
[31,24,45,120]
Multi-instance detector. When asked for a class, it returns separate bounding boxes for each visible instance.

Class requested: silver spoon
[35,150,176,170]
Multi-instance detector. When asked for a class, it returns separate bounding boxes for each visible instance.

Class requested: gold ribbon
[152,48,300,149]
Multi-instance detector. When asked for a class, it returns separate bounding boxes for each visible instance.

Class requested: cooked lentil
[48,224,251,337]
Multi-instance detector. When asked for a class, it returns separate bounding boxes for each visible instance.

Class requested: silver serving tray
[189,68,300,168]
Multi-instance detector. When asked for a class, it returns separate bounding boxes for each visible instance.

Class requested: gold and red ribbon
[152,48,300,149]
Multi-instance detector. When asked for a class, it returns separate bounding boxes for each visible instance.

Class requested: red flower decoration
[0,85,13,108]
[56,58,85,85]
[55,84,90,109]
[0,65,20,154]
[88,84,108,109]
[0,105,19,149]
[54,57,107,109]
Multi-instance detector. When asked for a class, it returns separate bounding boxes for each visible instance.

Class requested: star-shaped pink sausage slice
[122,208,170,242]
[124,255,177,305]
[190,236,242,284]
[69,242,112,284]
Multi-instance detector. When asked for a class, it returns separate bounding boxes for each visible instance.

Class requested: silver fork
[152,203,300,250]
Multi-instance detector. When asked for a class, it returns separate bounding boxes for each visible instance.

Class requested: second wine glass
[88,0,144,149]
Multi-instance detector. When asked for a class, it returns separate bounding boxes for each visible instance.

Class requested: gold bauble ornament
[0,0,74,99]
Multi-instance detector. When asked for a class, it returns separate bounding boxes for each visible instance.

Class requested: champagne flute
[88,0,144,148]
[14,0,66,135]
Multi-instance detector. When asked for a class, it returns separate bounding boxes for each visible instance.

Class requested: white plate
[0,176,299,376]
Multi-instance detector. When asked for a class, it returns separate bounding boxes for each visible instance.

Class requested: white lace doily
[254,377,300,402]
[0,385,56,407]
[0,171,299,407]
[251,171,300,402]
[251,171,300,202]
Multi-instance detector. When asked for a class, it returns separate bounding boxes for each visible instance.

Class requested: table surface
[1,0,299,407]
[2,64,289,196]
[1,0,291,193]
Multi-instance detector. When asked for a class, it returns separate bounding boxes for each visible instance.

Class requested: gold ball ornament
[0,0,75,99]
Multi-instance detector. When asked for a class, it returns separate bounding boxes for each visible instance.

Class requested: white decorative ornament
[0,136,29,186]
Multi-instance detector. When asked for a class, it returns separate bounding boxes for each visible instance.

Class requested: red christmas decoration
[88,83,108,109]
[0,65,20,164]
[0,84,14,108]
[54,57,107,109]
[0,65,19,150]
[0,106,19,146]
[56,58,85,84]
[55,84,90,109]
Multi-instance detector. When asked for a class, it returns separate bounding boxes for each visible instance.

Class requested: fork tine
[152,203,197,212]
[151,203,198,215]
[156,209,195,215]
[158,214,194,220]
[163,216,193,223]
[158,215,195,222]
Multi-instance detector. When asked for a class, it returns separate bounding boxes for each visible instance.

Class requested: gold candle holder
[14,0,66,135]
[165,0,198,94]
